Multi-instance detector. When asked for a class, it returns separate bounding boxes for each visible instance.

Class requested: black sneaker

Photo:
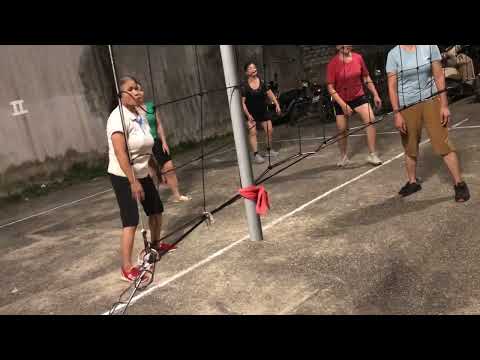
[454,181,470,202]
[399,181,422,197]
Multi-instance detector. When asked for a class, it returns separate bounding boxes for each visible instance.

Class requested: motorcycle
[441,45,480,102]
[267,75,335,126]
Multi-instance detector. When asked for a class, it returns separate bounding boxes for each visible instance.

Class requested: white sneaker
[264,149,279,157]
[254,153,266,164]
[337,155,350,167]
[367,152,382,166]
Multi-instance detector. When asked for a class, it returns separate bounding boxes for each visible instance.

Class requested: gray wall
[1,44,387,196]
[0,45,114,195]
[263,45,304,91]
[0,45,265,195]
[110,45,264,145]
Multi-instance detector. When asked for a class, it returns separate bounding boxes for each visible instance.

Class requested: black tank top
[241,78,268,115]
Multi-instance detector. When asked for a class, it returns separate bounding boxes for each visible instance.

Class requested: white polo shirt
[106,105,154,179]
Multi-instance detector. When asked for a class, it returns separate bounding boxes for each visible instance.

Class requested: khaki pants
[401,97,455,158]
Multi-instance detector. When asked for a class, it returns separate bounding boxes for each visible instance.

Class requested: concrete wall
[110,45,263,146]
[0,45,263,195]
[0,45,115,196]
[300,45,336,84]
[263,45,304,91]
[0,44,392,196]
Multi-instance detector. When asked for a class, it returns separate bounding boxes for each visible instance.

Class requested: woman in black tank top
[240,61,281,164]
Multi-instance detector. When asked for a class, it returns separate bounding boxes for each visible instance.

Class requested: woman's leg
[162,160,182,199]
[336,115,348,158]
[354,102,377,154]
[423,99,463,185]
[121,226,137,271]
[261,120,274,151]
[148,213,162,242]
[442,152,463,184]
[248,123,258,153]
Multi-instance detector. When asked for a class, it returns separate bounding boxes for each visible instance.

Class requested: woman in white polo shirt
[107,75,174,283]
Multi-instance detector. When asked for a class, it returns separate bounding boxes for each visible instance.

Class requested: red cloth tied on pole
[238,185,270,216]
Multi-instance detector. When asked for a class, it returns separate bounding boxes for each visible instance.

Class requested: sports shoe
[120,266,148,283]
[367,152,382,166]
[264,149,279,157]
[254,153,266,164]
[172,195,192,203]
[151,241,177,253]
[398,181,422,197]
[454,181,470,202]
[337,155,350,167]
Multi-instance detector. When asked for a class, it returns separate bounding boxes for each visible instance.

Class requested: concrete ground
[1,97,479,315]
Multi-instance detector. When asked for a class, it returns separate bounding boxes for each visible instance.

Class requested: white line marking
[451,117,471,128]
[102,117,472,314]
[452,125,480,129]
[279,289,320,315]
[0,189,112,230]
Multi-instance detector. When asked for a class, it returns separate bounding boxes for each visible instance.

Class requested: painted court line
[102,117,472,314]
[0,188,113,230]
[2,114,472,232]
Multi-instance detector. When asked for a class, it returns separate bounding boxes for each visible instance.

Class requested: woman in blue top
[386,45,469,202]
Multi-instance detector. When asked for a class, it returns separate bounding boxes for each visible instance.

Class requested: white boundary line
[2,117,474,231]
[103,116,471,315]
[270,124,479,144]
[0,189,112,230]
[453,125,480,129]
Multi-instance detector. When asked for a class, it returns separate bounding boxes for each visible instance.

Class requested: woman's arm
[431,60,448,108]
[327,84,352,115]
[111,133,145,200]
[266,89,281,114]
[242,97,254,121]
[155,111,168,146]
[364,75,380,99]
[266,89,279,106]
[387,72,406,134]
[431,60,451,126]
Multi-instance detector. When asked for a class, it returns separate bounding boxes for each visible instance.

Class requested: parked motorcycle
[441,45,480,102]
[267,75,335,125]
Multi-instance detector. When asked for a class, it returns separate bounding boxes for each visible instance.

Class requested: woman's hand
[247,114,256,129]
[162,142,170,155]
[275,104,281,115]
[342,104,353,117]
[394,113,407,134]
[373,95,382,110]
[130,181,145,202]
[440,105,451,127]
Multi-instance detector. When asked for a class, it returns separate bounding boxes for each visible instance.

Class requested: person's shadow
[310,195,452,238]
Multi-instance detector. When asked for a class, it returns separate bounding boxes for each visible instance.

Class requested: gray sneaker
[367,152,382,166]
[254,153,266,164]
[264,149,279,157]
[337,155,350,167]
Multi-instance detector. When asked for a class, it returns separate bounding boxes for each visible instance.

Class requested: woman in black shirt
[241,61,281,164]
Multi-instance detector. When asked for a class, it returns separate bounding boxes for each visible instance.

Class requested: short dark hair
[119,75,140,90]
[244,61,256,72]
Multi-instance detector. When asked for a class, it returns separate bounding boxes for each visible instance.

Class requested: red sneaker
[151,241,177,253]
[120,266,148,283]
[157,242,177,252]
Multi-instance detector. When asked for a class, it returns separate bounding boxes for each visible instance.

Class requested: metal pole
[220,45,263,241]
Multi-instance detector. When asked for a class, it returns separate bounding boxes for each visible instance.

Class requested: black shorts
[333,95,370,116]
[152,138,172,168]
[110,174,164,228]
[251,111,273,123]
